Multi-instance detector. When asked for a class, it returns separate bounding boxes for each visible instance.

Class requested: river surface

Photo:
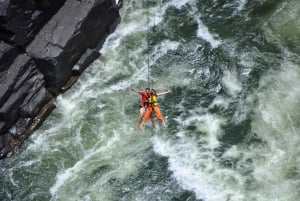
[1,0,300,200]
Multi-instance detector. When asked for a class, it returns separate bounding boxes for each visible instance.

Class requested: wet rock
[0,54,50,134]
[26,0,120,94]
[0,84,31,125]
[0,54,32,108]
[20,87,53,118]
[0,133,16,159]
[0,0,123,159]
[61,75,80,93]
[27,99,56,132]
[0,100,55,159]
[0,0,66,47]
[8,118,32,139]
[72,48,101,75]
[0,41,20,72]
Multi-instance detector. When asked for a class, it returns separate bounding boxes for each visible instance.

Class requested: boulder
[26,0,120,94]
[0,0,123,159]
[8,118,32,139]
[0,100,55,159]
[0,54,52,135]
[0,54,31,107]
[0,132,16,158]
[20,87,53,118]
[72,48,101,75]
[0,83,31,126]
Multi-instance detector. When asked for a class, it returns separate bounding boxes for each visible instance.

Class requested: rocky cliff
[0,0,122,159]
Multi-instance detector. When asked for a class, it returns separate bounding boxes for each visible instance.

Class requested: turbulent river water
[1,0,300,200]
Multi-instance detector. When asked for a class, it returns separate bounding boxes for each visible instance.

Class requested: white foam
[239,52,255,76]
[169,0,191,9]
[8,170,19,188]
[151,134,246,201]
[236,0,247,11]
[151,109,234,201]
[49,134,120,196]
[209,97,229,110]
[18,159,41,168]
[221,70,242,97]
[154,40,180,56]
[101,21,146,54]
[176,0,221,48]
[249,60,300,200]
[196,18,221,48]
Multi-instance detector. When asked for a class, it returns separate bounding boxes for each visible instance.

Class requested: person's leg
[150,116,156,129]
[138,107,145,123]
[153,106,166,127]
[138,107,146,129]
[139,107,153,130]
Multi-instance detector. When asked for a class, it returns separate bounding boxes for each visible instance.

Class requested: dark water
[1,0,300,200]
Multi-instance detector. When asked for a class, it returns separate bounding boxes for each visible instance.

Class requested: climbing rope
[146,0,150,88]
[146,0,160,89]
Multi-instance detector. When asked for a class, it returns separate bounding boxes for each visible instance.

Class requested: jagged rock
[61,75,80,93]
[0,83,31,125]
[0,133,15,158]
[72,48,101,75]
[0,100,55,159]
[0,0,66,47]
[0,54,31,107]
[0,0,123,159]
[20,87,53,118]
[26,0,120,94]
[0,41,20,72]
[61,48,101,92]
[8,118,32,139]
[27,99,56,132]
[0,53,50,134]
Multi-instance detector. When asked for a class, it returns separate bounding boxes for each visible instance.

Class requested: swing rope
[146,0,159,90]
[146,0,150,89]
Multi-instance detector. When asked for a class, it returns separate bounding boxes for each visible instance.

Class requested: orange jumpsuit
[143,95,164,122]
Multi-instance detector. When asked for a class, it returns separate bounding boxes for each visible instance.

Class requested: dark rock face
[73,48,101,76]
[0,41,20,72]
[0,0,66,47]
[0,53,53,158]
[26,0,120,94]
[0,0,122,159]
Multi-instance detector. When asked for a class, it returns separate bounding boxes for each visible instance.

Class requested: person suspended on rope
[130,87,155,130]
[139,88,172,130]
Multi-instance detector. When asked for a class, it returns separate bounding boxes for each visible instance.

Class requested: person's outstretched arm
[157,90,172,96]
[130,87,143,94]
